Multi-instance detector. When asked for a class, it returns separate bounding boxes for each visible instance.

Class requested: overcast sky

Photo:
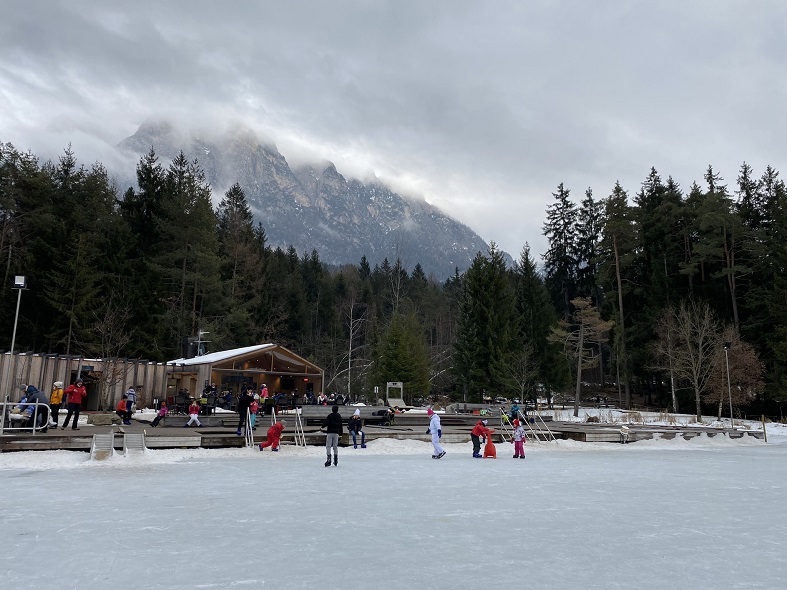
[2,1,785,260]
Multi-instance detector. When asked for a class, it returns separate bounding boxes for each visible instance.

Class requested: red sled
[483,429,497,458]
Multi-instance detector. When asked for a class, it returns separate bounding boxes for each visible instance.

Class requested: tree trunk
[612,236,631,409]
[573,322,584,418]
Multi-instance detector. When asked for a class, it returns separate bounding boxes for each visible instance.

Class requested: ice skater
[348,409,366,448]
[512,418,526,458]
[322,405,343,466]
[427,408,445,459]
[259,419,286,451]
[471,419,491,458]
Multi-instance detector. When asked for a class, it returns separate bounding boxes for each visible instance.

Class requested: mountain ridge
[118,122,507,279]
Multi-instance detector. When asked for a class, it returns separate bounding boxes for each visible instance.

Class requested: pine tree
[512,244,566,403]
[542,182,577,320]
[600,181,635,408]
[374,311,431,404]
[453,244,516,399]
[151,153,222,356]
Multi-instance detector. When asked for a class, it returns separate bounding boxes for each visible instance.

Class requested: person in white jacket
[427,408,445,459]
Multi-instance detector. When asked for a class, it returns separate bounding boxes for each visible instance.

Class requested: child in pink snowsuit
[512,419,526,459]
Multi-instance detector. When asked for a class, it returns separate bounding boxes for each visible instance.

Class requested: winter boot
[236,429,242,436]
[473,453,482,458]
[333,454,338,466]
[325,457,331,467]
[361,433,366,448]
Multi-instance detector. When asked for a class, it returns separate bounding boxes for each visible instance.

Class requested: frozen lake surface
[0,432,785,590]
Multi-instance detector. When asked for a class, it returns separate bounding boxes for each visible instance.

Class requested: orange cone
[483,429,497,458]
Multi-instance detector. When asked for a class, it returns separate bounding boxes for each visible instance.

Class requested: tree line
[0,141,783,416]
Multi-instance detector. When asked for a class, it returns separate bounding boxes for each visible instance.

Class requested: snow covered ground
[0,421,784,590]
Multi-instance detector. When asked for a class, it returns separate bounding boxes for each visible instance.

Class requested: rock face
[118,122,501,279]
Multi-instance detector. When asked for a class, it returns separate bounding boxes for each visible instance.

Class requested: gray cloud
[1,0,785,261]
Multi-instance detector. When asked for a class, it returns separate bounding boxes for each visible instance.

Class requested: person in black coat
[322,405,343,467]
[23,385,50,433]
[236,386,254,436]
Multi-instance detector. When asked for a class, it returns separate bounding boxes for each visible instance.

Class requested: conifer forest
[1,141,785,419]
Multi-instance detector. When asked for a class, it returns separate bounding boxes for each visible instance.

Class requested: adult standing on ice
[427,408,445,459]
[322,405,343,467]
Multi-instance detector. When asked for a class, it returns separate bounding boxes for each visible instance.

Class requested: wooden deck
[0,410,764,452]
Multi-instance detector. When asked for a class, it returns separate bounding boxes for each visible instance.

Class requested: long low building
[167,343,324,401]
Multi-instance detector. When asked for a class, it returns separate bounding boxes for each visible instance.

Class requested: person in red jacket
[61,378,87,430]
[259,420,286,452]
[470,419,491,458]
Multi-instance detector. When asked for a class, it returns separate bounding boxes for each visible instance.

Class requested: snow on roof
[167,343,275,366]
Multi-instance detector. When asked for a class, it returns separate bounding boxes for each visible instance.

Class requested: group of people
[470,417,527,458]
[114,387,137,426]
[7,379,89,432]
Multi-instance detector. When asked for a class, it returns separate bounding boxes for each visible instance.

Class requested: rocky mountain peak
[118,123,506,279]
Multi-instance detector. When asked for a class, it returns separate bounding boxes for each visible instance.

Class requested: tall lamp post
[723,341,734,428]
[1,276,25,436]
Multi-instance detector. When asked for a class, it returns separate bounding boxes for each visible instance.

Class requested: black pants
[50,403,61,425]
[471,434,481,455]
[151,415,163,427]
[62,402,81,429]
[237,407,250,431]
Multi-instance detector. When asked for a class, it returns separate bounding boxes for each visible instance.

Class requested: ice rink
[0,433,784,590]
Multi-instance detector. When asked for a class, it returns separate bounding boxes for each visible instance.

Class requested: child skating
[512,418,526,458]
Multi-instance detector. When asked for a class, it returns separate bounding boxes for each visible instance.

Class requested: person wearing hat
[427,408,445,459]
[49,381,64,428]
[512,418,526,459]
[470,418,492,458]
[322,405,343,466]
[348,408,366,449]
[61,378,87,430]
[23,384,50,433]
[259,419,286,452]
[249,394,260,430]
[123,387,137,425]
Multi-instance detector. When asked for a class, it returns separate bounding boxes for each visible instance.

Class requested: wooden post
[761,415,767,443]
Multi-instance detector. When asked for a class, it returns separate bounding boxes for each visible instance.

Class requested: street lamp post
[723,341,734,428]
[2,276,26,436]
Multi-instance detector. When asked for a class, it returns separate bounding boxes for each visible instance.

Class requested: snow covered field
[0,424,785,590]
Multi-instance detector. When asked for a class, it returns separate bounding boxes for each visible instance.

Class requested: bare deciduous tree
[550,297,614,417]
[706,326,764,419]
[670,299,722,421]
